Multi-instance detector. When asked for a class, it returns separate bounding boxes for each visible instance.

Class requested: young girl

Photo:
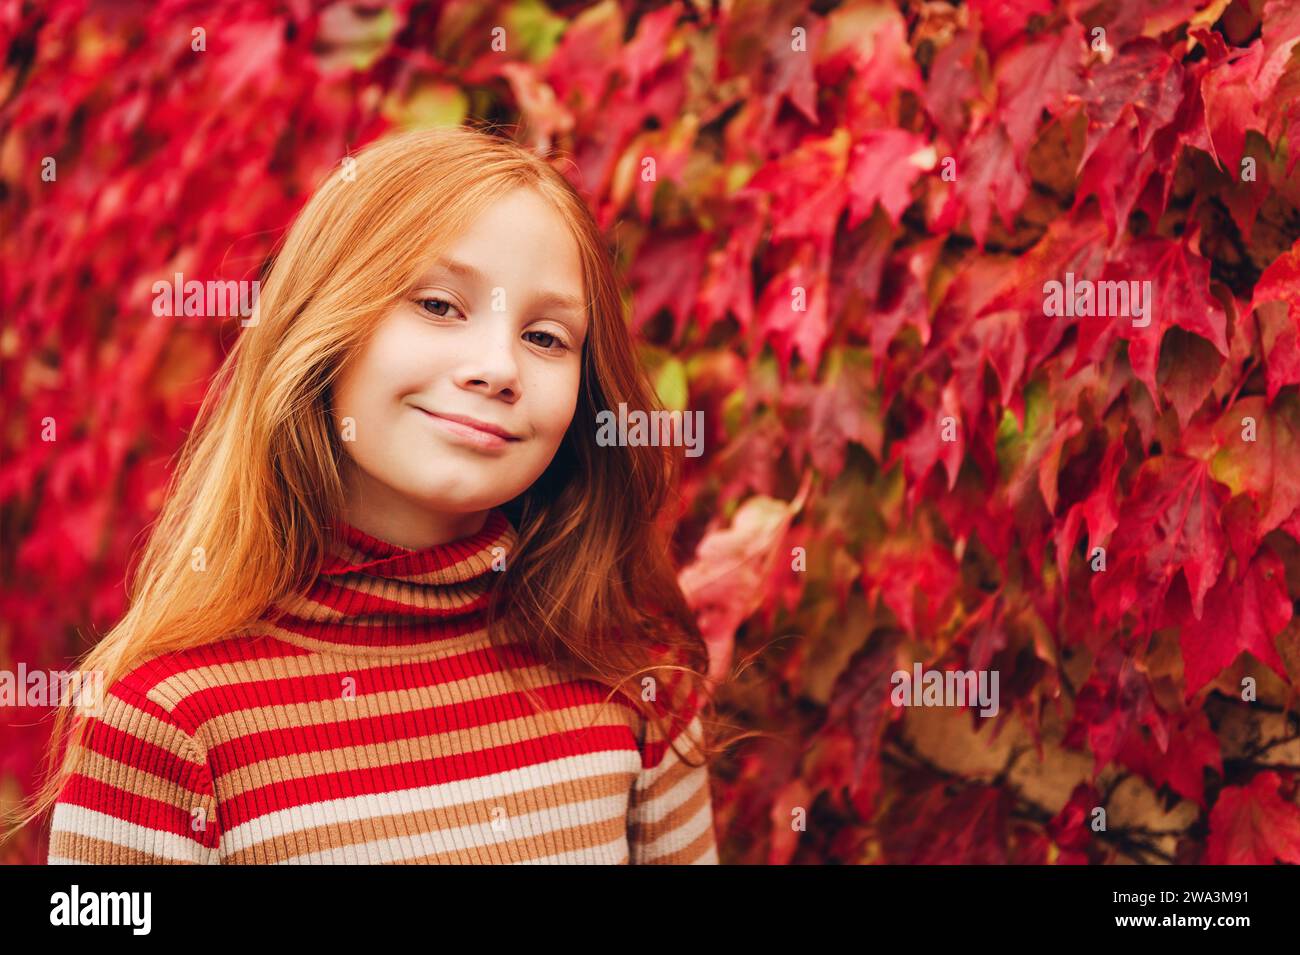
[17,124,721,864]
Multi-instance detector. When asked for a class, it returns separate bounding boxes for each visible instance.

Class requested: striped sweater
[47,507,718,864]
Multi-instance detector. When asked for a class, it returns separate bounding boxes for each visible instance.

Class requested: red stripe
[207,675,640,771]
[301,574,491,619]
[114,637,312,694]
[266,609,487,645]
[80,719,213,792]
[194,643,516,724]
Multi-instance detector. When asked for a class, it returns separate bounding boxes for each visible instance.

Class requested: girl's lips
[415,407,516,451]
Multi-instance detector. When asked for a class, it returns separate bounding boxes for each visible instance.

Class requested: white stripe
[637,800,715,862]
[277,792,628,864]
[630,761,709,825]
[50,803,219,864]
[223,748,639,854]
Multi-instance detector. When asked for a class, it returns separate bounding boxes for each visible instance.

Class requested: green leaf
[505,0,567,63]
[654,356,689,412]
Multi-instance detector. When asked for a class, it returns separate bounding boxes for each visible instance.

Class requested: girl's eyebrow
[422,257,587,316]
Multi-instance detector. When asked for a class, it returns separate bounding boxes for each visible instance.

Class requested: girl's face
[331,186,588,546]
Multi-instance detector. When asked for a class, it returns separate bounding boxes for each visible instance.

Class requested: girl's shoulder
[103,632,291,734]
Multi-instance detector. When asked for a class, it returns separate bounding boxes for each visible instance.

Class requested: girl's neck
[258,506,517,658]
[339,462,491,550]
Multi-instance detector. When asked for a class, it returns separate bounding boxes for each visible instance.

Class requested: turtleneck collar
[260,507,517,658]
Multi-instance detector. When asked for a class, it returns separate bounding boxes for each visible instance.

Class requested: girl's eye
[416,297,464,318]
[525,330,569,352]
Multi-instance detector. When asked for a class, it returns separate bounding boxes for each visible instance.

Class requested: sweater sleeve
[47,680,221,865]
[627,689,719,864]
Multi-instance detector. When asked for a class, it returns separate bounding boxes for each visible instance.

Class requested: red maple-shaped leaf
[1250,238,1300,401]
[618,3,680,92]
[1056,435,1126,580]
[1073,112,1163,243]
[743,130,848,250]
[846,129,933,227]
[693,197,763,337]
[1091,455,1227,630]
[1208,394,1300,540]
[1199,39,1268,172]
[1073,236,1229,407]
[756,241,833,376]
[1065,648,1166,775]
[994,28,1086,164]
[1169,547,1292,699]
[1072,39,1185,190]
[956,119,1028,249]
[544,0,623,107]
[781,347,883,478]
[1205,771,1300,864]
[1256,0,1300,104]
[1158,328,1227,430]
[627,231,709,342]
[861,534,960,639]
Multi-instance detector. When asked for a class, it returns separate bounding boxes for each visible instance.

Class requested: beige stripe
[141,644,504,715]
[276,575,488,622]
[88,690,200,763]
[251,620,493,660]
[50,829,202,865]
[283,791,628,864]
[639,819,717,864]
[628,771,711,846]
[405,809,625,864]
[336,568,498,595]
[381,557,511,585]
[197,661,585,746]
[520,839,631,865]
[73,746,214,811]
[224,770,631,864]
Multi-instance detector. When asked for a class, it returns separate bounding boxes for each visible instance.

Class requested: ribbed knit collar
[260,507,517,658]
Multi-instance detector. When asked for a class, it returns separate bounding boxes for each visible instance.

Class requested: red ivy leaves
[1118,710,1222,809]
[1205,772,1300,864]
[1092,455,1227,627]
[7,0,1300,865]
